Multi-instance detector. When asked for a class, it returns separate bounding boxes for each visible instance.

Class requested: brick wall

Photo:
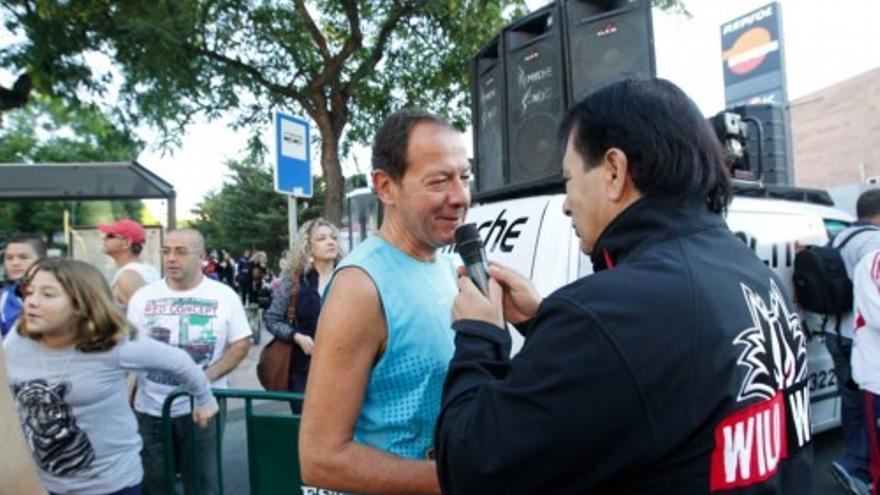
[791,67,880,188]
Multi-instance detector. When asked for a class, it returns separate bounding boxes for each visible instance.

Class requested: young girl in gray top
[4,258,218,495]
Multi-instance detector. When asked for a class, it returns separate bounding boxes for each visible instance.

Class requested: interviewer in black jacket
[436,78,813,494]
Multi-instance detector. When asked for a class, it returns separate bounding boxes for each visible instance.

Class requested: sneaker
[830,461,871,495]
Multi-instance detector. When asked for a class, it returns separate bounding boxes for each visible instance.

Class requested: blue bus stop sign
[274,112,313,198]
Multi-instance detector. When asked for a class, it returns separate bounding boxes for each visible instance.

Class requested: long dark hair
[559,78,732,213]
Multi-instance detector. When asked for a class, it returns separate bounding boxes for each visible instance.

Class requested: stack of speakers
[472,0,656,198]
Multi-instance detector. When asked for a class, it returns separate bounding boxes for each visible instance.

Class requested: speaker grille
[473,40,506,192]
[504,4,566,186]
[565,0,655,102]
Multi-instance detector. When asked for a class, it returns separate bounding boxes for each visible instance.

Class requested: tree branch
[293,0,331,62]
[305,0,363,94]
[343,2,419,95]
[186,45,312,111]
[0,73,32,112]
[340,0,363,46]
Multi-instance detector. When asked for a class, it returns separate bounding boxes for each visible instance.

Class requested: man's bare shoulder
[328,266,379,298]
[115,269,146,288]
[320,266,385,343]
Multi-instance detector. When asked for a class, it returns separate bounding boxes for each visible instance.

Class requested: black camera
[710,110,764,181]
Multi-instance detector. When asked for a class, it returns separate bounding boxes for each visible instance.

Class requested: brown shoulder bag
[256,274,300,391]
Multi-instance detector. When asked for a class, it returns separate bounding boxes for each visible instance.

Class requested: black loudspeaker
[504,3,567,188]
[472,37,506,193]
[564,0,655,103]
[732,103,794,186]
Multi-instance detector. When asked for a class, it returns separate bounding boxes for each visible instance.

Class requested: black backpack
[793,227,877,317]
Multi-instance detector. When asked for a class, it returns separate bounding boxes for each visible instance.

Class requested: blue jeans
[827,335,870,481]
[137,403,226,495]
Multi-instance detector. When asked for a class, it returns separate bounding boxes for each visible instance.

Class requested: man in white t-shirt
[128,228,251,495]
[99,219,160,308]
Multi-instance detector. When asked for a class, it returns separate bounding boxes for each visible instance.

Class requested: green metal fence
[161,388,306,495]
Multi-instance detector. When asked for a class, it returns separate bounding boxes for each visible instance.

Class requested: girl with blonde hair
[263,218,343,412]
[4,258,217,495]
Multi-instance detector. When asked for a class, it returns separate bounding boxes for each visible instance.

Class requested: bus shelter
[0,161,177,228]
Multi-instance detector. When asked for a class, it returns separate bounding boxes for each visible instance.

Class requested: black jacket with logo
[435,196,813,494]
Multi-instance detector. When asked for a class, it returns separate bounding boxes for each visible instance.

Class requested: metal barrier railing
[161,388,304,495]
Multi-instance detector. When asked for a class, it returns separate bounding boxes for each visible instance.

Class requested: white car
[455,192,853,434]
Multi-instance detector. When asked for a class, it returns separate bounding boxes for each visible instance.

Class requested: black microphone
[455,223,490,296]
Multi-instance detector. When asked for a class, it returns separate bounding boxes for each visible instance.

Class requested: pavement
[224,325,270,418]
[205,325,295,494]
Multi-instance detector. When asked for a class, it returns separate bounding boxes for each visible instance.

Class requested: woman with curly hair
[4,258,217,495]
[263,218,342,412]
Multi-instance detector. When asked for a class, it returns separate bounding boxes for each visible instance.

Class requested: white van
[455,191,854,434]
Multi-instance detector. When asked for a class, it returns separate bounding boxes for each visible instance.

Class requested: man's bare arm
[0,346,48,495]
[113,270,146,307]
[204,337,251,382]
[299,268,440,494]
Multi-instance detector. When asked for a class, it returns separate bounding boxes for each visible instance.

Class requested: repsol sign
[722,5,774,36]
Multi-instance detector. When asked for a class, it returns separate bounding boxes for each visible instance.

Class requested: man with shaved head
[127,229,252,494]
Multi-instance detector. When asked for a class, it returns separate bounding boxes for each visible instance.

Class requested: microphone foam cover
[455,223,481,249]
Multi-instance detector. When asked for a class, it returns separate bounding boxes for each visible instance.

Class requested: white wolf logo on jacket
[13,379,96,476]
[709,279,811,491]
[734,280,808,401]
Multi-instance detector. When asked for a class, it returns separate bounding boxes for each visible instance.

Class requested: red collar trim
[603,249,615,269]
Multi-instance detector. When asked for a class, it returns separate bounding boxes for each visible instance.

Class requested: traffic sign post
[275,112,313,248]
[275,112,313,197]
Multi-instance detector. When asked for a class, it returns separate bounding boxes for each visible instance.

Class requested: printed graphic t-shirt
[128,277,250,417]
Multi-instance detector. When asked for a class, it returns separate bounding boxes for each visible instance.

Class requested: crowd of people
[1,224,261,494]
[200,247,272,308]
[0,199,348,494]
[4,77,879,494]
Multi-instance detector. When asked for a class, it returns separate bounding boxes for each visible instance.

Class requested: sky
[121,0,880,222]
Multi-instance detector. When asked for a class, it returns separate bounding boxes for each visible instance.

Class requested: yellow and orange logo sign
[723,27,780,76]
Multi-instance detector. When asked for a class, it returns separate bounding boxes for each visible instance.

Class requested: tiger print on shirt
[12,379,96,476]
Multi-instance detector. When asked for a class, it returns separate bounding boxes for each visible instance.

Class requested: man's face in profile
[562,133,608,255]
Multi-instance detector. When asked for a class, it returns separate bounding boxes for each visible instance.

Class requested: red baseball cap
[98,219,146,244]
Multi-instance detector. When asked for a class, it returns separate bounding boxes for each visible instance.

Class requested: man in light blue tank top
[300,110,471,494]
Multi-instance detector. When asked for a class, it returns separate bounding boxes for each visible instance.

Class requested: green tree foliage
[2,0,688,225]
[0,96,144,244]
[189,158,327,264]
[1,0,529,224]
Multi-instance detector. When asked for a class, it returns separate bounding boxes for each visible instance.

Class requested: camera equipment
[710,109,764,181]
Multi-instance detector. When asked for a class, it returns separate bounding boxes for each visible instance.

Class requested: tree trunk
[319,130,345,225]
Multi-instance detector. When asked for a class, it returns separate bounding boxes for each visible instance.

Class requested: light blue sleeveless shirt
[331,235,457,459]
